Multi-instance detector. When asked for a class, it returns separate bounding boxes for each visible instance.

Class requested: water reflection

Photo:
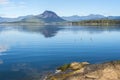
[0,25,120,38]
[0,60,3,64]
[21,25,63,38]
[0,25,120,80]
[0,45,8,65]
[0,45,8,53]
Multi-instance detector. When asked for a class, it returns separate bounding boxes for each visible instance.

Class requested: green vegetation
[57,64,70,71]
[72,19,120,26]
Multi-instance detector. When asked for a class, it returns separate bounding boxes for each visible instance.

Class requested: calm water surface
[0,25,120,80]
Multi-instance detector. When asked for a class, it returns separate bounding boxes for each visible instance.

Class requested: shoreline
[1,20,120,26]
[44,60,120,80]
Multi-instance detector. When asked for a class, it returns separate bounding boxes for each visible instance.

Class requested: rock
[70,62,89,70]
[45,61,120,80]
[56,62,89,72]
[55,70,62,73]
[98,67,119,80]
[85,72,100,79]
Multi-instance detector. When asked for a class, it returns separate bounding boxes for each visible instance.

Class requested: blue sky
[0,0,120,18]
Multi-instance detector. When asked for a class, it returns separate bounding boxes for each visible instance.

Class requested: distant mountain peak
[21,10,65,23]
[1,11,120,23]
[62,14,105,21]
[88,14,105,17]
[39,10,59,19]
[43,10,56,14]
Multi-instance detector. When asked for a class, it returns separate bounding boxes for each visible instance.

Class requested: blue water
[0,25,120,80]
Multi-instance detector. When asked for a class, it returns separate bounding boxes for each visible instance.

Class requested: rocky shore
[44,61,120,80]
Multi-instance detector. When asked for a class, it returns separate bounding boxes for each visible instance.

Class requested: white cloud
[0,14,5,16]
[0,0,27,17]
[0,0,10,5]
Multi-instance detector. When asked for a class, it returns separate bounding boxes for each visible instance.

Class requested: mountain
[81,14,105,20]
[0,17,5,22]
[0,11,65,23]
[0,17,13,22]
[107,16,120,20]
[62,15,81,21]
[62,14,105,21]
[21,11,65,23]
[1,11,120,23]
[0,16,27,23]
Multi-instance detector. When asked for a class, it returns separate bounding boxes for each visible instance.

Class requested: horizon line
[0,10,120,18]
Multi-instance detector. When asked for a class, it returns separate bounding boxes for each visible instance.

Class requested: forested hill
[72,19,120,26]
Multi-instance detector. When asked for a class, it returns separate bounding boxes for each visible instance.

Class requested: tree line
[72,19,120,26]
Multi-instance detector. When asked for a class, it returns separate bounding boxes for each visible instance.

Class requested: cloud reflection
[0,45,8,53]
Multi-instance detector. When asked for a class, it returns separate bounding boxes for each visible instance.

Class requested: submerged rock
[45,61,120,80]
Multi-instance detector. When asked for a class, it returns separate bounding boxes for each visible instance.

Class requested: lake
[0,25,120,80]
